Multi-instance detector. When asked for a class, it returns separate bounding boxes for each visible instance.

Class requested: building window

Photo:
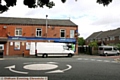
[107,38,109,41]
[36,28,42,37]
[98,39,101,42]
[110,36,115,41]
[70,30,74,38]
[90,39,93,42]
[102,38,105,41]
[14,42,20,50]
[15,28,22,36]
[60,29,66,38]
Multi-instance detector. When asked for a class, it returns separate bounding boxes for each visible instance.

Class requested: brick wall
[0,24,78,56]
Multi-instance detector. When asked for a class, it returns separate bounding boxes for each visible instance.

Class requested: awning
[54,38,76,43]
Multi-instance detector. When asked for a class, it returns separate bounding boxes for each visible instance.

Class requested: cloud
[0,0,120,39]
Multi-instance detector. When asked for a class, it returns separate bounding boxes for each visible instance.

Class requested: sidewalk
[1,55,36,58]
[115,58,120,61]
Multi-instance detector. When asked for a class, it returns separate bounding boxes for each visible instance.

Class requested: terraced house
[0,17,78,56]
[86,28,120,45]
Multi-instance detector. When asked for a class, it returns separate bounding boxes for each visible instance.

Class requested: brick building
[86,28,120,45]
[0,17,78,56]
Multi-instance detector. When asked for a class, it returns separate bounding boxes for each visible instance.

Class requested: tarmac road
[0,54,120,80]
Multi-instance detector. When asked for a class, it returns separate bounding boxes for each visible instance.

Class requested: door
[29,42,35,55]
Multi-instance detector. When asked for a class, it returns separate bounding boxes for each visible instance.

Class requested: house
[0,17,79,56]
[86,28,120,45]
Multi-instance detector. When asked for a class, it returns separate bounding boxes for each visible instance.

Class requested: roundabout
[5,62,72,74]
[23,64,58,70]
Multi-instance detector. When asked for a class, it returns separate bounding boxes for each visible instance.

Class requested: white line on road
[77,58,119,64]
[83,59,89,60]
[103,60,110,62]
[90,59,96,61]
[111,61,118,63]
[0,58,4,60]
[77,58,83,60]
[5,65,28,74]
[96,60,103,62]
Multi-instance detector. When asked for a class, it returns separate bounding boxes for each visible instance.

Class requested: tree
[88,41,98,47]
[96,0,112,6]
[0,0,113,13]
[78,37,85,46]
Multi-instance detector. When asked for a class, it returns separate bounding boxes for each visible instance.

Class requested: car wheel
[117,53,119,56]
[68,53,73,57]
[105,53,108,56]
[42,54,48,58]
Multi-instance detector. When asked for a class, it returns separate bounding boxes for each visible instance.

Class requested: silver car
[98,46,120,56]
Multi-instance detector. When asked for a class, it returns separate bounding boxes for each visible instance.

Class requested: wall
[0,24,78,56]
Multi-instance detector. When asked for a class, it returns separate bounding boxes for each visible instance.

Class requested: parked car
[98,46,120,56]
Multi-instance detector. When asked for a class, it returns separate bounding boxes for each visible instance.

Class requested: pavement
[114,58,120,61]
[1,54,120,62]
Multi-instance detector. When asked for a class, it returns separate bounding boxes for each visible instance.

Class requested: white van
[33,42,74,57]
[98,46,120,56]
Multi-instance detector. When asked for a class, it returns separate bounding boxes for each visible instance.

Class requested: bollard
[22,51,24,57]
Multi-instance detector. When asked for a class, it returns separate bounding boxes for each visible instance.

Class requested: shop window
[70,30,74,38]
[36,28,42,37]
[15,28,22,36]
[14,42,20,50]
[60,29,66,38]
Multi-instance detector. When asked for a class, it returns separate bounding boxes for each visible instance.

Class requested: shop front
[5,36,77,56]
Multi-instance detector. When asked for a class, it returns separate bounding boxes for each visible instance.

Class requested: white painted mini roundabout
[23,64,58,70]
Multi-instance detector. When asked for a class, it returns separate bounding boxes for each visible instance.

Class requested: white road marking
[23,64,58,70]
[96,60,103,62]
[77,58,119,63]
[0,58,4,60]
[46,64,72,73]
[103,60,110,62]
[111,61,118,63]
[77,58,83,60]
[47,62,58,64]
[83,58,89,60]
[62,64,72,72]
[5,65,28,74]
[90,59,96,61]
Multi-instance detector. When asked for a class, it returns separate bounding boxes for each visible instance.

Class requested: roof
[86,31,103,40]
[0,17,77,27]
[86,28,120,40]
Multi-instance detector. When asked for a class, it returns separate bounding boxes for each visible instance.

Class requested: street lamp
[46,15,48,40]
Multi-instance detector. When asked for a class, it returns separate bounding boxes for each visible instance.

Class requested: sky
[0,0,120,39]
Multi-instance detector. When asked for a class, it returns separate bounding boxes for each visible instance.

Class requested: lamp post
[46,15,48,41]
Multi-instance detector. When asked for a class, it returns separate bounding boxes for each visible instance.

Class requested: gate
[78,46,92,55]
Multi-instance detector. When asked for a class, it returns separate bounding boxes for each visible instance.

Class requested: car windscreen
[113,47,118,50]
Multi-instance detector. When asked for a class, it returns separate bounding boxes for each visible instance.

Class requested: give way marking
[5,62,72,74]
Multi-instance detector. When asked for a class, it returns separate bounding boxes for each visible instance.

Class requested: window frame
[60,29,66,38]
[70,30,74,38]
[36,28,42,37]
[15,28,22,36]
[110,36,115,41]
